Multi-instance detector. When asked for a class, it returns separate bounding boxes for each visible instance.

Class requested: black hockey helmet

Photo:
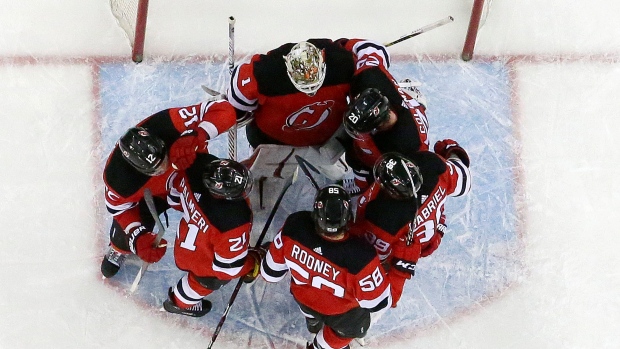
[343,88,392,139]
[118,127,169,176]
[312,185,352,237]
[373,152,423,200]
[203,159,253,200]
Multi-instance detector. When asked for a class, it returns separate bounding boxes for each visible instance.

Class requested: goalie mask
[284,41,326,96]
[312,185,352,238]
[118,127,169,176]
[373,152,423,200]
[203,159,253,200]
[343,88,392,139]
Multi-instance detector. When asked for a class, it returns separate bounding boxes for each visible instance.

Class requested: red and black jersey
[353,151,471,259]
[348,66,430,169]
[227,38,390,146]
[261,211,391,316]
[103,100,236,234]
[167,153,253,279]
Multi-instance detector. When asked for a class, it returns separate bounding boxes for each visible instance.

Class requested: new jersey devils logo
[284,100,335,131]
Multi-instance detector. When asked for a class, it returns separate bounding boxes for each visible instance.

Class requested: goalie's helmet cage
[283,41,327,96]
[343,88,392,139]
[373,152,423,200]
[202,159,253,200]
[118,127,169,176]
[312,185,352,237]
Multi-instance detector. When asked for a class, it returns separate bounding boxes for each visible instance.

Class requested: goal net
[109,0,149,62]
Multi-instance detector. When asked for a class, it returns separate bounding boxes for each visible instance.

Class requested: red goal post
[461,0,490,61]
[109,0,149,63]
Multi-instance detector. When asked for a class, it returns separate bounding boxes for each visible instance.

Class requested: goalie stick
[129,188,166,294]
[384,16,454,47]
[226,16,237,160]
[207,170,298,349]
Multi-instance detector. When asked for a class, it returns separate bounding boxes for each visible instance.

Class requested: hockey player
[260,185,392,349]
[162,154,262,317]
[342,83,430,194]
[352,143,471,306]
[100,100,236,278]
[226,38,390,148]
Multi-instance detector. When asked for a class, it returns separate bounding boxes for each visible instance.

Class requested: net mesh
[110,0,138,45]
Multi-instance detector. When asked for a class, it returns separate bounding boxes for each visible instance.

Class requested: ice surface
[95,57,522,348]
[1,1,619,349]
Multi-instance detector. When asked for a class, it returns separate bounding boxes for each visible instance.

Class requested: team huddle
[101,38,471,349]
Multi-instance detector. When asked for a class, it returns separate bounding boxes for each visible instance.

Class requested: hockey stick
[226,16,238,160]
[207,171,297,349]
[384,16,454,47]
[294,155,320,190]
[201,85,224,98]
[129,188,167,293]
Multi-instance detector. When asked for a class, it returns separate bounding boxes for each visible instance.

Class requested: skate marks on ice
[95,58,523,347]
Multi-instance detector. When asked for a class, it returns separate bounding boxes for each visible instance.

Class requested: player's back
[170,153,253,277]
[277,211,383,315]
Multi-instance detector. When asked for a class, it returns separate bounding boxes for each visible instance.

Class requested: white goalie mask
[283,41,326,96]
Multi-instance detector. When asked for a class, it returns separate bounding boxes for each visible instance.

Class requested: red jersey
[166,153,253,279]
[227,38,390,146]
[349,66,430,169]
[352,151,471,304]
[103,100,236,233]
[354,151,471,259]
[261,211,392,316]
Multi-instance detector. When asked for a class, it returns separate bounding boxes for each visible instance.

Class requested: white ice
[1,1,619,348]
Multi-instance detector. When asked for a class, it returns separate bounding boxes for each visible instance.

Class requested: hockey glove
[243,243,269,283]
[434,139,470,167]
[390,239,421,277]
[134,232,167,263]
[421,214,446,258]
[169,129,208,170]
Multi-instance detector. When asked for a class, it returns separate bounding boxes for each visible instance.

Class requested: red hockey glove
[421,214,446,257]
[243,242,269,283]
[434,139,470,167]
[169,129,208,170]
[390,239,421,277]
[134,232,167,263]
[388,271,408,307]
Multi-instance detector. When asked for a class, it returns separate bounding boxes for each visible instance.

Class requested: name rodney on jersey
[289,244,340,281]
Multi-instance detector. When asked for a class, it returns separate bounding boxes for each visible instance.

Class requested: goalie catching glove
[434,139,470,167]
[131,231,167,263]
[169,129,208,170]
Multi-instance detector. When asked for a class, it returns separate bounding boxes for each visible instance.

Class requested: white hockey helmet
[283,41,326,96]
